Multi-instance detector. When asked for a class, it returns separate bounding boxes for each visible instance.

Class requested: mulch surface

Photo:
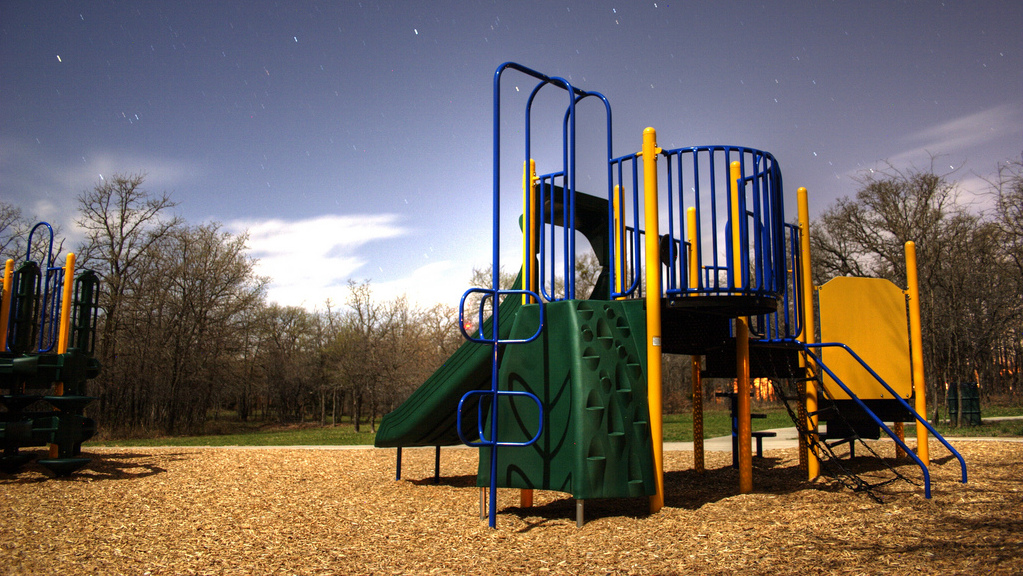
[2,440,1021,575]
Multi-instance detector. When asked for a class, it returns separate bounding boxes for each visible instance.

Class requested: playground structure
[0,223,102,477]
[375,62,967,527]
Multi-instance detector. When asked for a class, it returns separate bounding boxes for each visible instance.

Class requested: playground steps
[477,299,657,500]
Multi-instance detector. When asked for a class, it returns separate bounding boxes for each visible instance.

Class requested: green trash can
[947,382,982,426]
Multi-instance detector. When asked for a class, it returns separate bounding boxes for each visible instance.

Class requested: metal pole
[687,207,704,474]
[434,446,441,484]
[905,241,929,465]
[49,253,76,459]
[731,161,753,494]
[395,447,402,481]
[0,259,15,352]
[797,187,820,479]
[642,127,664,513]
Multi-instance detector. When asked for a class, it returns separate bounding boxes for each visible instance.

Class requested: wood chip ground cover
[2,440,1021,575]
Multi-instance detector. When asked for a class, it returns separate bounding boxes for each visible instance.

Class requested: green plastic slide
[373,273,523,448]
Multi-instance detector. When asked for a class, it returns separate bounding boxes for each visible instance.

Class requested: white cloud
[904,104,1020,152]
[0,137,200,249]
[372,259,477,310]
[835,103,1022,202]
[227,214,407,310]
[881,103,1021,170]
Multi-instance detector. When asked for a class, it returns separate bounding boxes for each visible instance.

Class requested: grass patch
[907,419,1023,438]
[87,402,1022,447]
[664,405,793,442]
[87,423,377,448]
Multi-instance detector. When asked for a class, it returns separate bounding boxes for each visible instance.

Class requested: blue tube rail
[5,222,65,354]
[801,342,968,498]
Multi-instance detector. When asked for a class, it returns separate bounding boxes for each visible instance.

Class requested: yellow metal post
[50,253,76,458]
[797,187,820,479]
[0,259,13,351]
[642,127,664,512]
[522,159,538,304]
[686,207,704,473]
[730,161,753,494]
[613,185,625,299]
[905,241,929,465]
[57,253,76,357]
[520,159,537,508]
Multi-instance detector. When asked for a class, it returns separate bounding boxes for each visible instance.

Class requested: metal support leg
[480,487,486,520]
[395,447,402,481]
[576,499,584,528]
[434,446,441,484]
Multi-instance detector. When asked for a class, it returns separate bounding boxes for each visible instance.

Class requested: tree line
[811,157,1023,420]
[1,173,463,436]
[1,156,1020,436]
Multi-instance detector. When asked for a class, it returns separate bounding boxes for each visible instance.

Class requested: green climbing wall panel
[477,299,656,500]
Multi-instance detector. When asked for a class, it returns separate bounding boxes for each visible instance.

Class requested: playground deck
[2,441,1019,575]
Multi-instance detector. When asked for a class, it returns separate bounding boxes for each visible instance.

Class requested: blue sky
[2,1,1020,310]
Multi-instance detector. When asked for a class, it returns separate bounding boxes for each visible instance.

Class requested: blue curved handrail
[801,342,968,498]
[24,222,64,353]
[458,287,544,345]
[456,389,544,448]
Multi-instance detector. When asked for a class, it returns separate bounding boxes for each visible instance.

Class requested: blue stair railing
[799,341,968,498]
[457,287,545,528]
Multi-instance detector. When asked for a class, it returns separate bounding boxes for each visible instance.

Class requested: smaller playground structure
[374,63,966,528]
[0,223,102,476]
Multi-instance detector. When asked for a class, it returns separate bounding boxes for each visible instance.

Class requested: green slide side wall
[477,299,657,500]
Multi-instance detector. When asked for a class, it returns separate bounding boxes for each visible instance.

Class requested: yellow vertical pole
[613,185,625,300]
[642,127,664,513]
[797,187,820,479]
[686,207,704,473]
[520,159,536,509]
[905,241,929,465]
[0,259,13,351]
[50,253,76,458]
[522,159,537,304]
[57,253,76,357]
[686,207,700,294]
[730,161,752,494]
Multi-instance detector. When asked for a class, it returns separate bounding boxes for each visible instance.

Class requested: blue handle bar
[457,389,544,448]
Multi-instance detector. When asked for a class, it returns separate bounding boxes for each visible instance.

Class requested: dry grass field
[2,440,1021,575]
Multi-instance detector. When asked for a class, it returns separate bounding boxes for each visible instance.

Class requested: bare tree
[76,173,181,422]
[810,159,1022,420]
[0,201,28,263]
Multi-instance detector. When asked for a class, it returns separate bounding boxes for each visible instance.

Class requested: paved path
[91,417,1022,452]
[666,415,1023,452]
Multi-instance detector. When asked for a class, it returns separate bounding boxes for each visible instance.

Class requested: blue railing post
[800,342,968,498]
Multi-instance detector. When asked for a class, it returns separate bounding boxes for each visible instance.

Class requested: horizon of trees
[811,156,1023,422]
[1,154,1020,436]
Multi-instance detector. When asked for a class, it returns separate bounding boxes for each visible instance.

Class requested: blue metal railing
[609,152,643,299]
[750,222,803,341]
[608,145,796,338]
[801,341,968,498]
[662,146,786,299]
[468,61,618,528]
[457,286,545,528]
[5,222,65,354]
[457,389,544,449]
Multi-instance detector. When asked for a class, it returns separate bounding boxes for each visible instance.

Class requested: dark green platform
[477,299,657,500]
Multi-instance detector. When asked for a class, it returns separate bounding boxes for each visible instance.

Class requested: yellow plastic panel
[818,277,911,400]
